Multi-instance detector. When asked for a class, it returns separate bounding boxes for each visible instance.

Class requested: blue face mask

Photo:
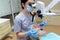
[25,6,33,13]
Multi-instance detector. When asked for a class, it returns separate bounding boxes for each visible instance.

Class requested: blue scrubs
[14,12,36,40]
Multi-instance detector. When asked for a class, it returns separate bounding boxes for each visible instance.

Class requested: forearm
[16,32,26,38]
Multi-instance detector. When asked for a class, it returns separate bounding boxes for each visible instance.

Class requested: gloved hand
[39,21,47,27]
[26,29,38,39]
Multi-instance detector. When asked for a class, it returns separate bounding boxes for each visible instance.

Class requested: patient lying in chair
[30,21,47,40]
[30,21,60,40]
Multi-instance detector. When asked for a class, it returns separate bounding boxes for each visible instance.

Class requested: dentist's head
[21,0,35,13]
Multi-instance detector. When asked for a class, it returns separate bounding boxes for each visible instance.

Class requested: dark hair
[21,0,28,9]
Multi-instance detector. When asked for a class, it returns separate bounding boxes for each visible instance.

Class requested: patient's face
[31,24,40,31]
[30,24,46,39]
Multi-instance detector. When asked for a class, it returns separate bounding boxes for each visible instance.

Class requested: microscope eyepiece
[37,10,41,13]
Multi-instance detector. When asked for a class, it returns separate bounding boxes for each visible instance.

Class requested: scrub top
[14,12,36,40]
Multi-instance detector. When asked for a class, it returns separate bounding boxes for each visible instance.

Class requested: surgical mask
[25,5,34,13]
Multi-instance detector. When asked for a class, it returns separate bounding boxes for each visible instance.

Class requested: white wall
[0,0,11,17]
[0,0,20,17]
[10,0,20,13]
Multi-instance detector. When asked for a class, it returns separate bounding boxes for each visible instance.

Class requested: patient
[30,23,46,40]
[30,24,46,35]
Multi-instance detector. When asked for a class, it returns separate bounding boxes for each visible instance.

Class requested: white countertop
[0,18,10,24]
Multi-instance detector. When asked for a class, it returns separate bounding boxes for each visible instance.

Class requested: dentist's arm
[16,32,26,38]
[16,29,38,39]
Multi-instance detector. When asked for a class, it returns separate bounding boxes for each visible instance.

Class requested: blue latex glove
[39,21,47,27]
[26,29,38,39]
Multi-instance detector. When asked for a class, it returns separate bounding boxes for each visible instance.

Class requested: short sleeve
[14,18,22,32]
